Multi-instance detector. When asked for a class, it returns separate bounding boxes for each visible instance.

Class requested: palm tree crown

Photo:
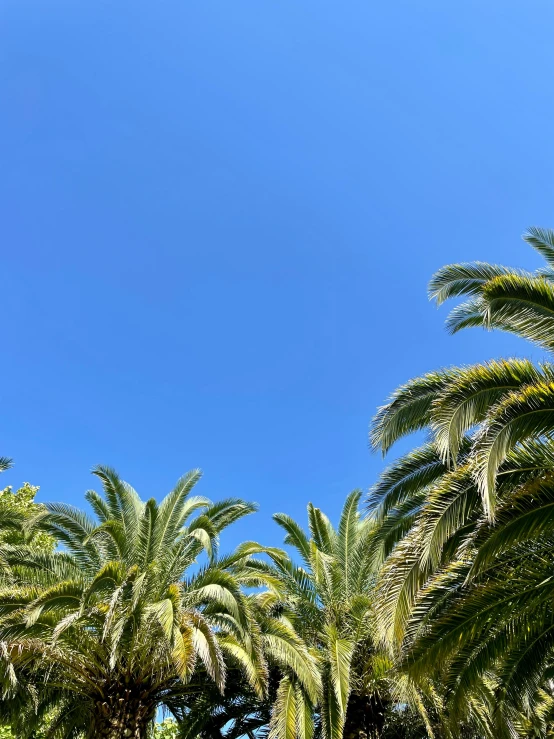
[369,228,554,736]
[0,466,264,739]
[244,492,424,739]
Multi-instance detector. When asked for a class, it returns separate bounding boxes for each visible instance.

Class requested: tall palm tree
[242,492,431,739]
[0,466,315,739]
[369,228,554,736]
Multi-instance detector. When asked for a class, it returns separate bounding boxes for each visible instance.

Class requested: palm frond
[431,358,546,465]
[326,624,353,714]
[370,369,458,453]
[0,458,13,473]
[474,379,554,518]
[523,226,554,266]
[428,261,516,305]
[367,443,446,519]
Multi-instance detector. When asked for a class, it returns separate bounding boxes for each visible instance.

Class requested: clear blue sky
[2,0,554,551]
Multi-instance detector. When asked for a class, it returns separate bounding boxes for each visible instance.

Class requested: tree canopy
[3,229,554,737]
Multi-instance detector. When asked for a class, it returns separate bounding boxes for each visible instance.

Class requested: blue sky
[2,0,554,551]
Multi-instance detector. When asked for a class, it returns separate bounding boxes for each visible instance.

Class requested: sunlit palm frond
[428,261,517,306]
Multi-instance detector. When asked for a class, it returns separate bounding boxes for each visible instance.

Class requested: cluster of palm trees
[2,228,554,738]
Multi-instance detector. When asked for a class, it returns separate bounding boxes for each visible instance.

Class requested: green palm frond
[84,488,112,522]
[219,634,266,697]
[480,273,554,352]
[370,227,554,733]
[420,464,479,568]
[273,514,311,566]
[262,618,321,703]
[326,624,353,714]
[369,493,426,568]
[294,682,314,739]
[431,358,547,465]
[0,458,13,473]
[91,465,144,544]
[336,490,362,594]
[191,611,226,691]
[370,369,459,453]
[367,443,446,519]
[374,524,429,647]
[204,498,258,532]
[306,504,335,556]
[470,474,554,574]
[152,469,203,556]
[474,379,554,517]
[321,677,344,739]
[428,261,517,305]
[444,296,492,335]
[269,676,299,739]
[523,226,554,265]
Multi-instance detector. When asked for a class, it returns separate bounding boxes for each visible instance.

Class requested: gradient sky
[2,0,554,551]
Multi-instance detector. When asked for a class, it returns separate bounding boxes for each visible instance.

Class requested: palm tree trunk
[90,687,155,739]
[343,691,387,739]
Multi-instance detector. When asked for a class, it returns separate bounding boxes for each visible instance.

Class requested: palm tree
[369,228,554,735]
[0,466,315,739]
[242,492,431,739]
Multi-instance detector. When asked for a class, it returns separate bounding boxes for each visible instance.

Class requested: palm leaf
[371,369,458,453]
[336,490,362,593]
[474,379,554,518]
[428,262,516,305]
[326,624,353,714]
[523,226,554,266]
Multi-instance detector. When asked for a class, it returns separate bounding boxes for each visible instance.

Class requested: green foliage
[0,482,55,552]
[5,228,554,738]
[0,467,266,738]
[238,492,432,739]
[370,227,554,736]
[0,720,49,738]
[153,719,179,739]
